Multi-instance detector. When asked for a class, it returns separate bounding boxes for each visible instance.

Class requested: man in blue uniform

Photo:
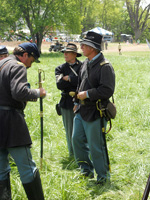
[72,32,115,184]
[0,42,46,199]
[0,45,9,60]
[55,43,82,157]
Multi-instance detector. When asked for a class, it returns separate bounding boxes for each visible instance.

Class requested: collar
[67,59,79,66]
[89,52,101,64]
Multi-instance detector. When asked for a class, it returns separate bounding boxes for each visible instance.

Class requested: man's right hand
[39,88,46,97]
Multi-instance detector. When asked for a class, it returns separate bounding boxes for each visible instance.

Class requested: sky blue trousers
[0,146,37,184]
[61,108,74,157]
[72,113,110,181]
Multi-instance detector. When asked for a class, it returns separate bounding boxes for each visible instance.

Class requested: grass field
[8,47,150,199]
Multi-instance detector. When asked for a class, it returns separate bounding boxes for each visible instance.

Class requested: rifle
[38,68,45,170]
[142,174,150,200]
[96,99,111,172]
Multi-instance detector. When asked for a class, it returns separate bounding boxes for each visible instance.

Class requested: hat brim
[81,40,101,51]
[61,49,82,57]
[35,59,40,63]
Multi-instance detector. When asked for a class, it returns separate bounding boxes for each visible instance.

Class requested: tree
[7,0,64,52]
[2,0,83,52]
[81,0,99,33]
[125,0,150,40]
[59,0,84,34]
[94,0,132,41]
[0,0,20,40]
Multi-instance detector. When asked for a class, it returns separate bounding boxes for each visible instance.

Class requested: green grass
[10,50,150,199]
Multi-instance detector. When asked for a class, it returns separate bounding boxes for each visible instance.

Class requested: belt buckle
[80,100,85,105]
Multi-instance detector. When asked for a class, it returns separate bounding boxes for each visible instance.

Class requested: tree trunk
[126,0,150,40]
[134,29,142,41]
[36,32,43,54]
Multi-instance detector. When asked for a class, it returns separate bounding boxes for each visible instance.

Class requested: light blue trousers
[61,108,74,157]
[0,146,37,184]
[72,113,110,181]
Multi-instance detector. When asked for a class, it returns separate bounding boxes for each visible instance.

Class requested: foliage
[59,0,84,34]
[81,0,99,33]
[0,0,21,40]
[5,0,64,51]
[0,0,150,47]
[8,46,150,199]
[80,0,135,41]
[96,0,132,40]
[0,0,84,50]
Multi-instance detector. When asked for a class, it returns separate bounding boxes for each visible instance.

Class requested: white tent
[83,27,114,42]
[83,27,113,36]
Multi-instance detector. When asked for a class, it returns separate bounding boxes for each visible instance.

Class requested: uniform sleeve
[10,64,38,101]
[55,64,74,91]
[88,64,115,101]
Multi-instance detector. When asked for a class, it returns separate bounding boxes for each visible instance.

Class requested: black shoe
[0,174,11,200]
[81,171,94,179]
[96,178,110,185]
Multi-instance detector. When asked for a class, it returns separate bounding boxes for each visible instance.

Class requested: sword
[96,99,111,172]
[38,68,45,170]
[142,174,150,200]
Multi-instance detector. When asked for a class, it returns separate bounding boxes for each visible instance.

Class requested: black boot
[23,169,45,200]
[0,174,11,200]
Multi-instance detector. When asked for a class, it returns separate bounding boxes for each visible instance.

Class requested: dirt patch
[0,41,149,53]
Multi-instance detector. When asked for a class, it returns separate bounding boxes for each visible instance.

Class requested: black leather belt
[0,106,24,115]
[79,100,96,105]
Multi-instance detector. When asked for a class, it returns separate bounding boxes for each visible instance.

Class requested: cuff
[86,91,89,98]
[35,89,40,98]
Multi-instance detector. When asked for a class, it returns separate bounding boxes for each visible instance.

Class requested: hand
[39,88,46,98]
[63,75,70,81]
[77,91,87,100]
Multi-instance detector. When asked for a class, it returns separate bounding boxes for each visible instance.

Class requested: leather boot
[23,169,44,200]
[0,174,11,200]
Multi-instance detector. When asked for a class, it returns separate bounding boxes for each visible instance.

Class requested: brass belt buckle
[80,100,85,105]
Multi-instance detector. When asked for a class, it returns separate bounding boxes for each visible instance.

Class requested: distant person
[0,42,46,200]
[101,38,104,51]
[55,43,82,158]
[137,39,140,45]
[105,41,108,50]
[118,43,122,55]
[0,45,9,60]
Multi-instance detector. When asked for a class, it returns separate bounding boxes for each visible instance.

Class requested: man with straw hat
[55,43,82,158]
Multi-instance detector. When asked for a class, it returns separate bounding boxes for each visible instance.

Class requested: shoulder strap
[69,66,78,76]
[112,95,115,103]
[100,60,109,66]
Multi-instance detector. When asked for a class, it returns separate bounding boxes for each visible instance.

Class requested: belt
[79,100,96,105]
[0,106,24,115]
[61,92,69,98]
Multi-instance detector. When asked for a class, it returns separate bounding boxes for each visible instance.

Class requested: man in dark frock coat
[0,42,46,199]
[72,32,115,184]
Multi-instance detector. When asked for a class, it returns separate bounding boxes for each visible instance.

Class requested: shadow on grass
[60,156,78,170]
[40,52,63,58]
[86,180,120,198]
